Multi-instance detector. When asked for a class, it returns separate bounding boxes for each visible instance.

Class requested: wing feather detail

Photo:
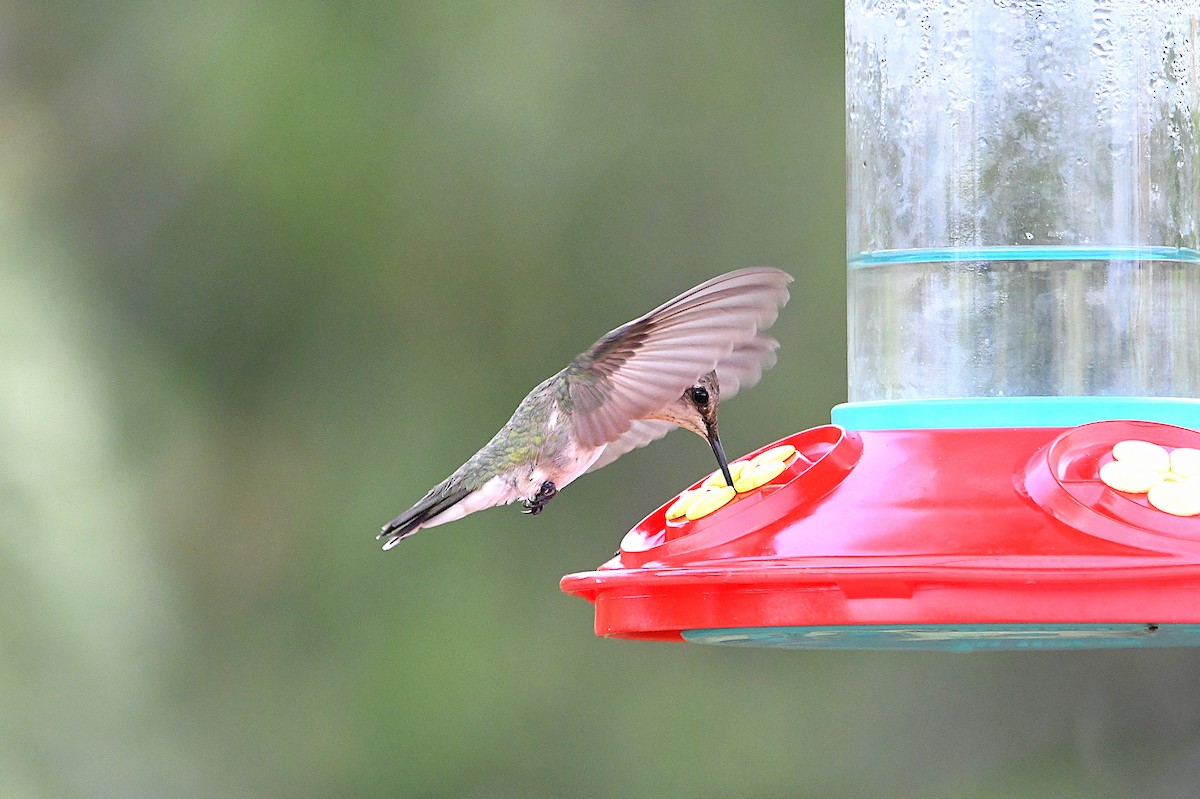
[584,333,782,472]
[564,267,791,449]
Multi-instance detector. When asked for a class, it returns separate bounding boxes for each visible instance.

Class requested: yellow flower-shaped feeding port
[1098,439,1200,517]
[665,445,798,522]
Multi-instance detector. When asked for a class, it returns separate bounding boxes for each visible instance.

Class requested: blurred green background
[3,2,1200,797]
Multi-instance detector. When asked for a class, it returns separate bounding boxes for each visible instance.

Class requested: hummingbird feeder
[561,0,1200,650]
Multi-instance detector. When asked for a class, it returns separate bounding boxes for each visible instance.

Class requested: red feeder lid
[560,419,1200,650]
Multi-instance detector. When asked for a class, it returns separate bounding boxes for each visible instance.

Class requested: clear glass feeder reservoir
[847,0,1200,402]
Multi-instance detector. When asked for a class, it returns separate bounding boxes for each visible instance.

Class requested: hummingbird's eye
[689,386,709,406]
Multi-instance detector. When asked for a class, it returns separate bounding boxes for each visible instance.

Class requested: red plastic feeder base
[560,417,1200,650]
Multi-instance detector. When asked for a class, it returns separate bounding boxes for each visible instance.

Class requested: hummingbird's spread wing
[584,334,781,473]
[583,419,677,473]
[708,333,779,397]
[563,267,791,450]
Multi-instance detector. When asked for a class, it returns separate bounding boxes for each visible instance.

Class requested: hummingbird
[379,267,792,549]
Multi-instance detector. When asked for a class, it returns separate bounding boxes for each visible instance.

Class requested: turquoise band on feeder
[832,397,1200,431]
[848,245,1200,269]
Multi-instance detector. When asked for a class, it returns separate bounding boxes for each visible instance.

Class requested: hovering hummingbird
[379,267,792,549]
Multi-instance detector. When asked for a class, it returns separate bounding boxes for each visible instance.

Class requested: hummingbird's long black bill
[705,422,735,488]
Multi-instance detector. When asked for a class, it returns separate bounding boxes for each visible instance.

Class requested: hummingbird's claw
[521,480,558,515]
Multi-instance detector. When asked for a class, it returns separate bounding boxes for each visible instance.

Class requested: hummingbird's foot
[521,480,558,515]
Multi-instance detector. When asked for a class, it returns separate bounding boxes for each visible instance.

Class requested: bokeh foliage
[3,2,1200,797]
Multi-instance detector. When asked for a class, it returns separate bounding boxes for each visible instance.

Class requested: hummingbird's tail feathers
[378,483,473,549]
